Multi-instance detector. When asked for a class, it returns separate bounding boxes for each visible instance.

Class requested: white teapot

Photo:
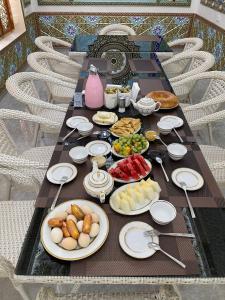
[83,161,114,203]
[131,97,161,116]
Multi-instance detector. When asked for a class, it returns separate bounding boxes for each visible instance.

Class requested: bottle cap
[89,64,98,74]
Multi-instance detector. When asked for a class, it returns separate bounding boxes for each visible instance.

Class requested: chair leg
[32,123,40,147]
[13,283,31,300]
[208,123,213,145]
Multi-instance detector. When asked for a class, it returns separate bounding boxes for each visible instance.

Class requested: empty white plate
[171,168,204,191]
[119,221,159,259]
[85,141,111,156]
[47,163,77,184]
[66,116,89,129]
[160,116,184,128]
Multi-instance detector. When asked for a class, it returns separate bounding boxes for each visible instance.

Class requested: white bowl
[149,200,177,225]
[157,121,173,135]
[77,122,93,136]
[69,146,88,164]
[167,143,187,161]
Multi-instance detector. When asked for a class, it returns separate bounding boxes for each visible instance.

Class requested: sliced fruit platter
[112,134,149,158]
[108,154,152,183]
[110,179,161,215]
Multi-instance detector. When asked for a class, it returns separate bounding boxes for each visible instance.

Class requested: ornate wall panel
[201,0,225,14]
[38,14,192,43]
[0,13,38,94]
[191,15,225,71]
[38,0,191,6]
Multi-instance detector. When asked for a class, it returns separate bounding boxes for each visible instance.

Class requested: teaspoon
[155,156,169,182]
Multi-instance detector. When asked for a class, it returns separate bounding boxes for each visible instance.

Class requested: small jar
[118,96,126,113]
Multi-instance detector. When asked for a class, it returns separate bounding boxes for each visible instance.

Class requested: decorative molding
[200,0,225,14]
[37,0,191,7]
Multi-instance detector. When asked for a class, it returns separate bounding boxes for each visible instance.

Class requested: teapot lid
[138,97,154,107]
[89,169,110,188]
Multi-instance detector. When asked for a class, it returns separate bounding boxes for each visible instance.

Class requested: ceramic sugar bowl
[131,97,161,116]
[83,161,114,203]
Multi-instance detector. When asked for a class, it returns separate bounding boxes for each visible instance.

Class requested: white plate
[160,115,184,128]
[171,168,204,191]
[66,116,89,129]
[108,158,152,183]
[47,163,77,184]
[92,113,118,126]
[41,199,109,261]
[110,125,141,138]
[119,221,159,259]
[111,141,149,158]
[85,140,111,156]
[109,182,159,216]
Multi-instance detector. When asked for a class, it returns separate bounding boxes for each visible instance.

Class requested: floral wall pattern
[0,13,38,94]
[201,0,225,14]
[190,15,225,70]
[38,14,192,43]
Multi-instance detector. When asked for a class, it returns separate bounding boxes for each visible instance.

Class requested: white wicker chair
[157,37,203,62]
[162,51,215,83]
[190,110,225,184]
[35,36,86,64]
[5,72,73,128]
[36,285,181,300]
[173,71,225,102]
[27,52,81,103]
[0,200,35,300]
[99,24,136,35]
[0,109,57,197]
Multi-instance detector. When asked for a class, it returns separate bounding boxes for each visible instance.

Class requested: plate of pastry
[146,91,179,110]
[109,179,161,215]
[110,117,141,137]
[92,111,118,125]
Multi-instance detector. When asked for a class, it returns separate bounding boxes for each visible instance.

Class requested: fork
[50,175,68,211]
[144,229,195,238]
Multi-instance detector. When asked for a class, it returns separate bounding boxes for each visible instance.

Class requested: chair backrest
[203,72,225,101]
[0,120,17,156]
[168,51,215,83]
[35,36,72,59]
[99,24,136,35]
[168,37,203,53]
[27,52,79,84]
[6,72,70,115]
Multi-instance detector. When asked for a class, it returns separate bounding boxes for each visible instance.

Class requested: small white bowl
[69,146,88,164]
[77,122,93,136]
[167,143,187,161]
[149,200,177,225]
[157,121,173,135]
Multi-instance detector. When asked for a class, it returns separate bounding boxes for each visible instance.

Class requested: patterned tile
[201,0,225,14]
[0,13,38,94]
[190,15,225,70]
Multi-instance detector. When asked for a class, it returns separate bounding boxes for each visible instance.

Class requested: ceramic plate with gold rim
[66,116,89,129]
[41,200,109,261]
[92,112,118,126]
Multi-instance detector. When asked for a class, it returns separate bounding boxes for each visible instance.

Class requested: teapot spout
[130,99,137,108]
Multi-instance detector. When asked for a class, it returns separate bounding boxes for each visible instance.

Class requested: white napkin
[131,82,140,102]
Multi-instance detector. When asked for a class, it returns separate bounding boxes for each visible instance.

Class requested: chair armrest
[0,154,48,169]
[190,110,225,130]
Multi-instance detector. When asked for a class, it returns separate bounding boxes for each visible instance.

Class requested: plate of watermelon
[108,154,152,183]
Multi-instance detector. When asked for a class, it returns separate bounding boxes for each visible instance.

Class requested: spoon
[179,181,196,219]
[148,242,186,269]
[76,130,101,141]
[49,175,68,211]
[155,156,169,182]
[173,128,184,143]
[62,127,77,142]
[155,135,167,148]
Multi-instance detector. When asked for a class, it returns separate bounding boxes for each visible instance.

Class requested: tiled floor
[0,64,225,299]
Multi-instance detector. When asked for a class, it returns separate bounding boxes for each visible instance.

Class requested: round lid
[138,97,154,107]
[89,64,98,74]
[89,169,110,188]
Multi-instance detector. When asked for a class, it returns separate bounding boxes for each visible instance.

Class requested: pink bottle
[85,64,104,109]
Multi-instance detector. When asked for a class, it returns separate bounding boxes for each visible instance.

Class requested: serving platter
[92,112,118,125]
[111,141,149,158]
[110,124,141,138]
[119,221,159,259]
[109,182,159,216]
[41,199,109,261]
[108,158,152,183]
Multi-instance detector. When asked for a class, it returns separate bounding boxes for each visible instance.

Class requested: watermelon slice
[133,158,146,177]
[127,163,139,180]
[109,166,130,180]
[117,160,131,176]
[135,154,151,172]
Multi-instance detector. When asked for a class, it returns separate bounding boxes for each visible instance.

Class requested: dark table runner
[18,55,225,278]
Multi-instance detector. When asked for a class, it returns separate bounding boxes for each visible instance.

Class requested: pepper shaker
[118,96,126,113]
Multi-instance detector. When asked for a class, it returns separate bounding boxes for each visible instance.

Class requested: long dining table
[15,37,225,284]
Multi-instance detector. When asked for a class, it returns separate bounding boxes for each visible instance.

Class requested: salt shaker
[118,96,126,113]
